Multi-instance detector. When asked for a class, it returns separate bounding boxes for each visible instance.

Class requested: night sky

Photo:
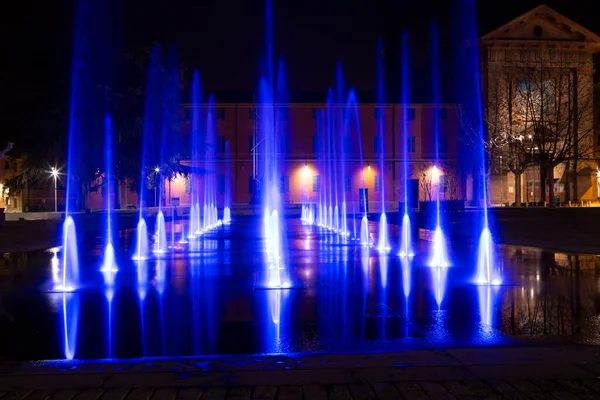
[0,0,597,146]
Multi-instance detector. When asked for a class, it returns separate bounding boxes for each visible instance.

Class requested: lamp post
[50,167,58,212]
[154,167,160,207]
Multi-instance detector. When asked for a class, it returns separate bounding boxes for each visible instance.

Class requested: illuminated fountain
[399,32,414,258]
[427,24,451,269]
[375,40,390,253]
[54,216,79,292]
[153,210,167,253]
[459,0,501,286]
[133,218,149,260]
[255,1,294,289]
[100,115,118,273]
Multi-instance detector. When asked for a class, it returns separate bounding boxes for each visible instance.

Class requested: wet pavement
[1,346,600,398]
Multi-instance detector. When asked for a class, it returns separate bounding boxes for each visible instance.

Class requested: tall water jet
[101,115,118,273]
[62,0,108,289]
[375,39,389,252]
[399,32,414,258]
[428,24,451,268]
[138,44,163,257]
[346,90,367,241]
[455,0,499,285]
[133,218,149,260]
[189,70,203,238]
[154,211,167,253]
[255,2,292,289]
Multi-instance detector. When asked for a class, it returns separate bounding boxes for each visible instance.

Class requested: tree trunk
[546,165,555,207]
[514,172,522,207]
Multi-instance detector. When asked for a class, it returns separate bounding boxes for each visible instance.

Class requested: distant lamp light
[50,167,59,178]
[155,167,160,172]
[367,164,371,171]
[302,164,309,179]
[431,165,441,183]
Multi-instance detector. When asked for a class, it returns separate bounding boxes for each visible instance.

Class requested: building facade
[482,5,600,205]
[0,155,23,212]
[157,102,462,211]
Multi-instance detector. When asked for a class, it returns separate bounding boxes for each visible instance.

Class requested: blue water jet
[399,32,414,258]
[427,24,451,268]
[101,115,118,273]
[457,0,500,285]
[375,40,389,253]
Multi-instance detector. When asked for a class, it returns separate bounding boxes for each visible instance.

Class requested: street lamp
[50,167,59,212]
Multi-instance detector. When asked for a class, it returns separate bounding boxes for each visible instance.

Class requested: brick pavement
[0,346,599,399]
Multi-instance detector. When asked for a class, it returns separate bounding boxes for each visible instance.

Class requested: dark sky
[0,0,598,142]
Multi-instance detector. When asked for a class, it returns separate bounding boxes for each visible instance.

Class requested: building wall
[173,102,462,210]
[482,6,600,205]
[0,156,23,212]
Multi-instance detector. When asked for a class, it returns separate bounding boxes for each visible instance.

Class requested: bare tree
[509,50,595,203]
[462,48,596,206]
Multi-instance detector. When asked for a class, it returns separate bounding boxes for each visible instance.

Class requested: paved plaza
[1,345,600,399]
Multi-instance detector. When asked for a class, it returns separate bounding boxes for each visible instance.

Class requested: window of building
[312,108,319,120]
[374,136,382,153]
[13,197,17,208]
[437,108,447,120]
[312,175,320,192]
[374,107,383,120]
[439,175,448,192]
[217,108,226,121]
[185,176,191,194]
[409,136,416,153]
[13,163,17,173]
[439,135,447,153]
[248,107,256,120]
[374,175,381,192]
[280,175,290,193]
[344,176,352,192]
[4,161,9,170]
[516,78,556,117]
[406,107,415,121]
[218,175,225,194]
[312,136,319,153]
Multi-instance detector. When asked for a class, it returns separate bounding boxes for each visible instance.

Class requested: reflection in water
[478,285,498,327]
[5,219,600,360]
[61,292,79,359]
[103,268,116,359]
[400,256,412,299]
[430,266,448,308]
